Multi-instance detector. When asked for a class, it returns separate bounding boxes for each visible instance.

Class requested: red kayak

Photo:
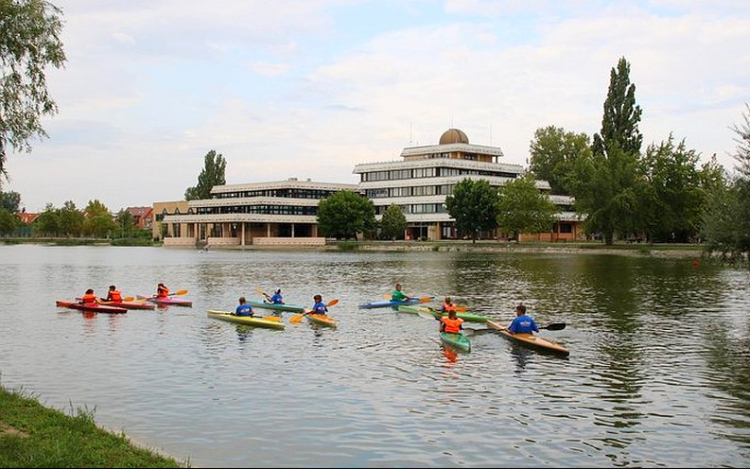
[56,300,127,314]
[99,300,155,310]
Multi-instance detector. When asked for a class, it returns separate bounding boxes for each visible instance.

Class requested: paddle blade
[123,297,135,302]
[419,297,432,303]
[263,316,282,322]
[289,315,303,323]
[327,299,339,307]
[170,289,188,296]
[542,322,566,331]
[455,306,469,312]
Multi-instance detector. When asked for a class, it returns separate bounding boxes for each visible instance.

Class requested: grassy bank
[0,386,187,468]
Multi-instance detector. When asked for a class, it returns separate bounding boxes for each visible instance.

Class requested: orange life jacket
[108,290,122,302]
[157,286,169,298]
[442,302,457,313]
[441,317,463,334]
[81,293,98,305]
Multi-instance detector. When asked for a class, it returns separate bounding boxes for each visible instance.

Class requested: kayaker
[156,283,169,299]
[310,294,328,315]
[440,309,464,334]
[441,297,457,313]
[269,289,284,304]
[507,304,539,334]
[102,285,122,303]
[391,283,411,302]
[235,297,254,317]
[80,289,98,305]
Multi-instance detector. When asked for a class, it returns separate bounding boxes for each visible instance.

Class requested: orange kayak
[486,320,569,356]
[56,300,127,314]
[306,313,337,328]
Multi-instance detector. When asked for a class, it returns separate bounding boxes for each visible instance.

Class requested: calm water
[1,245,750,468]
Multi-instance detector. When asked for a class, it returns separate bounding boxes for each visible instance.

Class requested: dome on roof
[439,128,469,145]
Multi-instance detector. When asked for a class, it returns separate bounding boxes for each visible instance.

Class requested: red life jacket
[108,290,122,302]
[81,293,98,305]
[157,286,169,298]
[441,317,463,334]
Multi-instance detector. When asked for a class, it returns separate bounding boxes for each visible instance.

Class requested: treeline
[0,196,147,241]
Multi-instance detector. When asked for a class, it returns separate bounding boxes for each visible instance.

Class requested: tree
[82,199,116,238]
[33,203,59,236]
[185,150,227,200]
[496,174,558,241]
[115,209,136,238]
[529,126,591,195]
[640,135,705,242]
[731,103,750,178]
[0,0,67,184]
[592,57,643,157]
[572,57,645,245]
[317,190,376,240]
[445,178,500,243]
[0,208,18,235]
[0,190,21,213]
[58,200,84,237]
[380,204,407,241]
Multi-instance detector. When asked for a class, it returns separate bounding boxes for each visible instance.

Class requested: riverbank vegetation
[0,386,187,468]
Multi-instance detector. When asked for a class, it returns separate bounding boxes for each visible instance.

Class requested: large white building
[157,128,583,247]
[353,128,582,241]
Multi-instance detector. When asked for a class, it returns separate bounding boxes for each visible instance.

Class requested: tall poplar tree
[185,150,227,200]
[572,57,645,245]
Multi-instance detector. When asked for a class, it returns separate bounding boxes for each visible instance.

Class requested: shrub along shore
[0,386,188,468]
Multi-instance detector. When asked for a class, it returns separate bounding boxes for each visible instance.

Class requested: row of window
[360,167,517,182]
[366,184,456,198]
[374,204,448,215]
[212,188,341,200]
[194,205,318,216]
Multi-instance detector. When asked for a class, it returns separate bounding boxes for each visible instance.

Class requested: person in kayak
[102,285,122,303]
[235,297,254,317]
[80,289,98,305]
[441,297,457,313]
[507,303,539,334]
[391,283,411,302]
[310,294,328,315]
[156,283,169,299]
[269,289,284,304]
[440,309,464,334]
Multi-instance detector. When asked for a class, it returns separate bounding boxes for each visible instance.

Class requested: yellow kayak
[486,320,569,356]
[207,310,285,330]
[306,313,337,328]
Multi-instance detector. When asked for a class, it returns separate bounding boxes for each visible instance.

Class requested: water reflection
[1,246,749,467]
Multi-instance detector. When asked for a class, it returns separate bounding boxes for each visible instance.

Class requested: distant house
[126,206,153,230]
[16,212,39,237]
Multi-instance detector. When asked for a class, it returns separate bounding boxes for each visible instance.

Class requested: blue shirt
[235,303,253,316]
[270,293,283,304]
[508,314,539,334]
[311,301,328,315]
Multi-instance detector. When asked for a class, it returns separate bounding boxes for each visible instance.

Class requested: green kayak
[440,332,471,352]
[396,305,487,323]
[246,299,306,313]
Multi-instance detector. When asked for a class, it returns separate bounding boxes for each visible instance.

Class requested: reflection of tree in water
[704,323,750,444]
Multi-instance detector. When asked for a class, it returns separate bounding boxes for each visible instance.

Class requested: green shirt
[391,290,408,302]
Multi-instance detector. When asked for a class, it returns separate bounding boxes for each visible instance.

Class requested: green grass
[0,386,187,468]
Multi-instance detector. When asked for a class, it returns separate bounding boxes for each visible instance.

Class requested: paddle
[136,289,189,302]
[464,322,567,336]
[382,294,433,304]
[255,287,272,302]
[289,299,339,324]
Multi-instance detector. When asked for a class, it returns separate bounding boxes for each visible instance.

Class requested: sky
[4,0,750,213]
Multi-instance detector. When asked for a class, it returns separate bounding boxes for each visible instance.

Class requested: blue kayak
[358,297,429,309]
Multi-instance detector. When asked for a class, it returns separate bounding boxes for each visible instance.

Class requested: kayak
[396,305,487,323]
[246,299,306,313]
[306,313,337,328]
[99,300,155,310]
[359,297,428,309]
[487,320,569,357]
[440,332,471,352]
[207,310,285,330]
[138,295,193,307]
[56,300,127,314]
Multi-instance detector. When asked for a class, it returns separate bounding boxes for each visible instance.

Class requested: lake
[1,244,749,467]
